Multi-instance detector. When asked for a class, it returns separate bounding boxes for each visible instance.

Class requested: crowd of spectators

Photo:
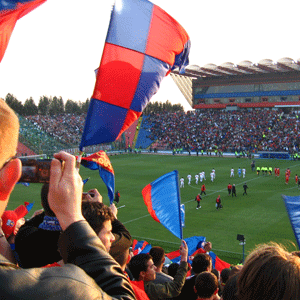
[26,113,86,146]
[23,109,300,154]
[1,99,300,299]
[144,109,300,153]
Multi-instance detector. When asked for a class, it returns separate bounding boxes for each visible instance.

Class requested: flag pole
[76,150,83,172]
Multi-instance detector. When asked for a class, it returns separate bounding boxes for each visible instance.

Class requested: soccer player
[227,183,232,196]
[201,184,206,195]
[238,167,242,178]
[210,172,214,182]
[180,177,184,188]
[243,183,248,195]
[195,194,202,209]
[216,195,222,210]
[232,184,237,197]
[230,168,234,177]
[195,174,199,185]
[242,168,246,178]
[200,172,204,182]
[295,174,298,184]
[187,174,192,185]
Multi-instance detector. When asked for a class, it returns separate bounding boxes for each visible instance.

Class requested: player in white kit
[187,174,192,185]
[195,174,199,184]
[180,177,184,188]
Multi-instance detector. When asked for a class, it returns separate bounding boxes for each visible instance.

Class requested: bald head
[0,99,19,167]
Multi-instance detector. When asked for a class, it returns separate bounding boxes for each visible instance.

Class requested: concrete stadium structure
[171,57,300,111]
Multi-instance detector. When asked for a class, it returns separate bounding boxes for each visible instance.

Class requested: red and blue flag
[132,236,231,272]
[80,0,190,150]
[142,170,182,239]
[0,0,46,63]
[132,239,152,256]
[80,151,115,204]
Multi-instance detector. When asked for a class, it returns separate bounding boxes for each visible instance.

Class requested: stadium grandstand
[15,57,300,159]
[171,57,300,111]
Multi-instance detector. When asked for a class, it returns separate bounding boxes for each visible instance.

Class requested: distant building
[171,57,300,112]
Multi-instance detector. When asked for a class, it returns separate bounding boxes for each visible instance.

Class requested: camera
[19,158,52,183]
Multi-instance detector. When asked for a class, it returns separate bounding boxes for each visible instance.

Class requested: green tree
[5,93,24,115]
[49,96,64,115]
[81,98,90,113]
[65,99,81,114]
[38,96,51,115]
[23,97,38,115]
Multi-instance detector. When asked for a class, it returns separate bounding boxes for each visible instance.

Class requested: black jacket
[0,221,136,300]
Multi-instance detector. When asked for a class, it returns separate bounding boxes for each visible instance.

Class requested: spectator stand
[135,115,157,150]
[19,115,71,156]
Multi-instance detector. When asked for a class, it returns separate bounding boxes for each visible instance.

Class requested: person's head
[41,183,55,217]
[128,253,157,282]
[194,271,218,299]
[237,243,300,300]
[192,253,212,274]
[0,99,21,217]
[149,246,165,269]
[222,273,239,300]
[167,263,179,278]
[211,268,220,281]
[220,268,231,285]
[82,201,115,251]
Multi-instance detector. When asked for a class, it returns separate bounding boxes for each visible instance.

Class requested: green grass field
[8,154,300,264]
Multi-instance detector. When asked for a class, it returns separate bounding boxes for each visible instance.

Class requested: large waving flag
[0,0,46,63]
[79,0,190,150]
[80,151,115,204]
[142,170,182,239]
[282,195,300,248]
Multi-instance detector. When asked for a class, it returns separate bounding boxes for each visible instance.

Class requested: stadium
[6,55,300,267]
[2,0,300,298]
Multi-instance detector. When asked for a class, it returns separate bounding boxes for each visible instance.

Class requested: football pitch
[9,153,300,264]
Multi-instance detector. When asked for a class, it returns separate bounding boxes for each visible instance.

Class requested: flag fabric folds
[142,170,182,240]
[79,0,190,150]
[132,236,231,272]
[80,151,115,204]
[0,0,46,63]
[282,195,300,248]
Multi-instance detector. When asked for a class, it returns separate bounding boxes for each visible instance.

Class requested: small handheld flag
[142,170,182,239]
[80,151,115,204]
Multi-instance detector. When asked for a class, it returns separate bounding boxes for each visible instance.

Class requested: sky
[0,0,300,111]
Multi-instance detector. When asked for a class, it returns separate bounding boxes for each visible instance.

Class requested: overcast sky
[0,0,299,111]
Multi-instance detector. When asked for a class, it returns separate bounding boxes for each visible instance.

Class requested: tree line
[4,94,90,116]
[143,100,184,115]
[3,94,184,116]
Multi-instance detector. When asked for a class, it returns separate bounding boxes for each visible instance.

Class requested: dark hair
[168,263,179,278]
[41,183,55,217]
[192,253,212,274]
[220,268,231,284]
[211,268,220,280]
[81,201,114,235]
[222,273,239,300]
[194,271,218,298]
[149,246,165,267]
[128,253,152,280]
[237,243,300,300]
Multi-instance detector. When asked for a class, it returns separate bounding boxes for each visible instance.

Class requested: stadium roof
[171,57,300,107]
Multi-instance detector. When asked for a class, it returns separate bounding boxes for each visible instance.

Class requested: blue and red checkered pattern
[80,0,190,150]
